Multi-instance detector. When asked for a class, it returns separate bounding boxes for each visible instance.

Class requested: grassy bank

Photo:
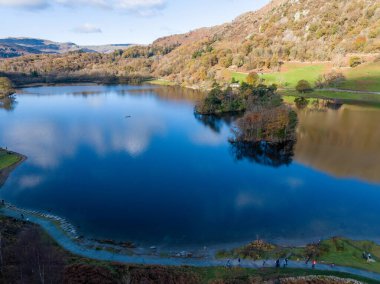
[318,238,380,274]
[340,62,380,92]
[147,78,177,86]
[217,238,380,275]
[0,149,23,171]
[191,266,379,284]
[280,89,380,105]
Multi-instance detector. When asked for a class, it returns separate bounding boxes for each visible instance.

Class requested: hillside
[0,37,133,58]
[152,0,379,87]
[0,0,378,88]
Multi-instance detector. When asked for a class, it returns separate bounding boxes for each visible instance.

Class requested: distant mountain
[0,38,133,58]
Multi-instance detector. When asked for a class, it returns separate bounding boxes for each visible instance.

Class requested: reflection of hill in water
[295,105,380,183]
[144,85,205,103]
[117,85,205,103]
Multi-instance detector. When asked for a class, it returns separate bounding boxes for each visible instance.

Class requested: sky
[0,0,270,45]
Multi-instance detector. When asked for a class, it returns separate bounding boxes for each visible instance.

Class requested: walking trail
[2,207,380,282]
[318,88,380,95]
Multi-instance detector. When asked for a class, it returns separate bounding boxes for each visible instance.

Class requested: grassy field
[231,63,328,88]
[262,63,327,88]
[318,238,380,274]
[231,61,380,93]
[280,89,380,105]
[193,267,379,284]
[231,71,249,83]
[146,79,177,86]
[0,149,22,171]
[339,62,380,92]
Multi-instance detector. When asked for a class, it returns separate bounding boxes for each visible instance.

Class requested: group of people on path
[225,257,319,269]
[226,258,241,268]
[305,256,318,269]
[275,258,289,268]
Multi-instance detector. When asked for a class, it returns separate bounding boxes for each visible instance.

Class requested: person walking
[312,260,317,269]
[305,256,311,264]
[275,259,280,268]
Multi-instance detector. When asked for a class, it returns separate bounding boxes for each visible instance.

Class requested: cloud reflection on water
[2,86,380,246]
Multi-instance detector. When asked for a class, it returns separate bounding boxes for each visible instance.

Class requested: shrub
[349,56,362,68]
[296,80,313,93]
[354,36,367,49]
[246,72,260,86]
[315,71,346,88]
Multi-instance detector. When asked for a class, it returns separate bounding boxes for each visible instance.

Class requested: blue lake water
[1,84,380,248]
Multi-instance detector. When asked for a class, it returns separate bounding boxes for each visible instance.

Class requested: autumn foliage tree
[246,72,260,86]
[349,56,363,67]
[0,77,14,98]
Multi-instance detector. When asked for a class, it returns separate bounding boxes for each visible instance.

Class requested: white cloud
[0,0,48,9]
[19,175,44,189]
[235,192,264,209]
[191,129,226,146]
[0,0,166,15]
[286,177,304,189]
[115,0,166,15]
[73,23,102,34]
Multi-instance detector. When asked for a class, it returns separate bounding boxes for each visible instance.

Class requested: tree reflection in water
[230,140,295,167]
[0,96,17,112]
[195,112,296,167]
[194,112,240,133]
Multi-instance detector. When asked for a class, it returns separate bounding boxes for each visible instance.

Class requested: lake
[1,84,380,249]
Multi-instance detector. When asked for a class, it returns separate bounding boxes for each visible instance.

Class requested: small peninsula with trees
[196,77,297,144]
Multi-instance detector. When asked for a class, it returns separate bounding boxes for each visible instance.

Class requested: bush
[349,56,362,68]
[315,71,346,88]
[296,80,313,93]
[246,72,260,86]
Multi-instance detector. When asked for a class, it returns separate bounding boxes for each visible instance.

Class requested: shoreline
[1,209,380,282]
[8,80,380,107]
[0,149,27,186]
[2,201,380,281]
